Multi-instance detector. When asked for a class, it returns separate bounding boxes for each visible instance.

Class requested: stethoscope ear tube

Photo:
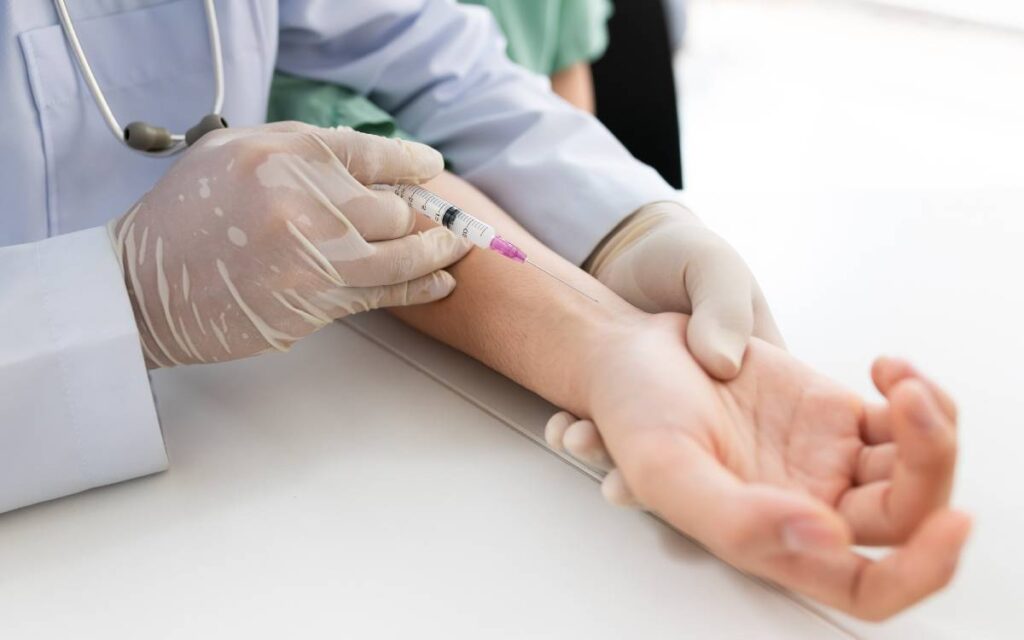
[53,0,226,156]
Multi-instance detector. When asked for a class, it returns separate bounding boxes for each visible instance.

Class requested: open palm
[552,313,969,620]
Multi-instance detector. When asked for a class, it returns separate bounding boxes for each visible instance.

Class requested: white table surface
[0,188,1020,639]
[0,315,843,640]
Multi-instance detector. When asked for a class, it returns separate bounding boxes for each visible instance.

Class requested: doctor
[0,0,778,513]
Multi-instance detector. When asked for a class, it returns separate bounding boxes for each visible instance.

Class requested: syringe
[373,184,597,303]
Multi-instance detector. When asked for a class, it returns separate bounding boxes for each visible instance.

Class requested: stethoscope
[52,0,228,156]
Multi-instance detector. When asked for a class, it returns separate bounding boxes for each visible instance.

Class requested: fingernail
[781,518,842,553]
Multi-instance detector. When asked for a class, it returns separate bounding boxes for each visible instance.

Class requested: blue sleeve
[276,0,680,265]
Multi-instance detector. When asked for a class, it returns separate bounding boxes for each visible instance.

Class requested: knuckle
[387,252,415,284]
[390,205,416,236]
[233,137,279,170]
[274,120,311,133]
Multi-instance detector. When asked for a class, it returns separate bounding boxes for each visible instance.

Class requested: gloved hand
[548,200,785,505]
[587,200,784,378]
[108,122,471,368]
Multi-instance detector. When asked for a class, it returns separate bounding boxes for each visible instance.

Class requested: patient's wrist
[555,302,647,418]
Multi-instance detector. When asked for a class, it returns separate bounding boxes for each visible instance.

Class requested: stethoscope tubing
[52,0,225,156]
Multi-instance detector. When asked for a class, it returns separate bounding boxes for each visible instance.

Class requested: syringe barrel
[377,184,495,249]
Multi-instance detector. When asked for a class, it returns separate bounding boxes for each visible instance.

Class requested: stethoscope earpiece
[185,114,229,147]
[123,114,228,153]
[123,122,173,152]
[54,0,225,156]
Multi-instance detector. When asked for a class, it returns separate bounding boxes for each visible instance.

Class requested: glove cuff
[583,201,699,278]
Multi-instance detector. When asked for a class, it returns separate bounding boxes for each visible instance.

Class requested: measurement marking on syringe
[371,183,598,303]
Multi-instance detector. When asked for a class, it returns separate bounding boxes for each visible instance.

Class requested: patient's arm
[392,172,969,621]
[391,172,640,417]
[551,62,596,113]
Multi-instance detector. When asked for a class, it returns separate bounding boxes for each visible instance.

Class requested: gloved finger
[839,379,957,545]
[272,155,419,242]
[258,120,316,134]
[315,127,444,186]
[318,270,457,317]
[334,190,417,242]
[752,283,786,349]
[601,469,640,507]
[323,227,472,287]
[563,419,615,471]
[684,251,755,379]
[545,411,576,450]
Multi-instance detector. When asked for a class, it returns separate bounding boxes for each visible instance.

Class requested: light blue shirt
[0,0,678,512]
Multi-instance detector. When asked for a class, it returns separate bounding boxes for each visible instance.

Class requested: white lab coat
[0,0,678,513]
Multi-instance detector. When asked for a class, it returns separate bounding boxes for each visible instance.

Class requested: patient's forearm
[390,173,640,416]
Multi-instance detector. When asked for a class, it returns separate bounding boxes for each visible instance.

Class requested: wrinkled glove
[549,201,785,506]
[108,122,471,368]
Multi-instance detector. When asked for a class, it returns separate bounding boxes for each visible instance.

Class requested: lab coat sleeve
[0,227,168,514]
[276,0,682,265]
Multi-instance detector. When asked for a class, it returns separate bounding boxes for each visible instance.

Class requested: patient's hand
[570,313,969,621]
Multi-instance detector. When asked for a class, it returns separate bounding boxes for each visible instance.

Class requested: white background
[859,0,1024,30]
[681,1,1024,636]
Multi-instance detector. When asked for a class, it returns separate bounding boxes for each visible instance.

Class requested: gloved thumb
[687,308,752,379]
[685,262,755,379]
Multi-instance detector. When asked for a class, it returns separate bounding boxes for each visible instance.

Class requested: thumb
[685,257,755,379]
[621,435,849,561]
[315,127,445,185]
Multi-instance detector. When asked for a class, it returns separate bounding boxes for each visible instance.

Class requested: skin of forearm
[550,63,596,114]
[389,172,642,416]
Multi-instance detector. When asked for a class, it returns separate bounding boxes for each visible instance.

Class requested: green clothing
[267,0,612,136]
[460,0,612,76]
[267,74,411,136]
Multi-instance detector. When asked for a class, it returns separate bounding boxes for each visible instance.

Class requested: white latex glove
[588,201,784,377]
[108,122,471,368]
[548,201,785,506]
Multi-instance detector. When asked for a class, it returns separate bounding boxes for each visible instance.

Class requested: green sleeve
[459,0,612,76]
[267,72,410,139]
[552,0,613,74]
